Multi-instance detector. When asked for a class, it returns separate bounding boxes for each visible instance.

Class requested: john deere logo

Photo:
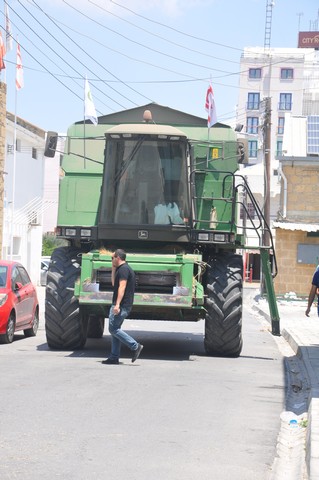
[138,230,148,239]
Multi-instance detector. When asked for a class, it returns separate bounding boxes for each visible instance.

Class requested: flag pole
[83,75,86,169]
[10,39,23,259]
[10,81,17,259]
[3,3,6,85]
[206,125,210,168]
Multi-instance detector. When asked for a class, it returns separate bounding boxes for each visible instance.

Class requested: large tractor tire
[45,247,88,349]
[87,315,105,339]
[204,253,243,357]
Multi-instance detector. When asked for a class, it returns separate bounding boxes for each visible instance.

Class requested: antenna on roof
[264,0,275,51]
[309,9,319,31]
[296,12,304,32]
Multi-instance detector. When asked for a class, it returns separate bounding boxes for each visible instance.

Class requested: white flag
[205,84,217,128]
[16,43,23,90]
[5,4,13,52]
[84,77,97,125]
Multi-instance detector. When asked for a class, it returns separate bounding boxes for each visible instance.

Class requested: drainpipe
[278,162,287,218]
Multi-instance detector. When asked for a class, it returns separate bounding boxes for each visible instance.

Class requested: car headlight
[0,294,8,306]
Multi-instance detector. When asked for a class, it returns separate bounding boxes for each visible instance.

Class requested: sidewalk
[253,292,319,480]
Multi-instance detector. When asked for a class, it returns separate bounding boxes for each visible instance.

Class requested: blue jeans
[108,305,138,360]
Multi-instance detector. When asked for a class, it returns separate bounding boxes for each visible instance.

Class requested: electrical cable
[29,0,154,104]
[109,0,244,52]
[18,0,132,108]
[88,0,240,65]
[62,0,235,75]
[1,6,111,113]
[29,6,206,82]
[0,25,84,105]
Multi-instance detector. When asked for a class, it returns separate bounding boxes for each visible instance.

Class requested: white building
[235,45,319,279]
[3,113,60,284]
[237,46,319,168]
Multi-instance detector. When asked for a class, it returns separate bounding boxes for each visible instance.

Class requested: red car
[0,260,39,344]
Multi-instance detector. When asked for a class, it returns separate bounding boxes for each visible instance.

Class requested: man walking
[102,249,143,365]
[305,267,319,317]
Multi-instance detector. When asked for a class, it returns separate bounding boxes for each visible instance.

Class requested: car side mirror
[14,282,23,291]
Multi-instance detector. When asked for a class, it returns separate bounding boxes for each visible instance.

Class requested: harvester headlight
[65,228,76,236]
[213,233,226,242]
[198,233,209,241]
[80,229,91,237]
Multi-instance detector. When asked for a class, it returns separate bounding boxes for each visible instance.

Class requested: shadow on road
[37,329,209,361]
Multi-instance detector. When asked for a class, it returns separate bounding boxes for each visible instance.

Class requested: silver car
[40,259,50,286]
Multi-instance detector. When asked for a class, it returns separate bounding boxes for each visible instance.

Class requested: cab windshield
[100,136,190,225]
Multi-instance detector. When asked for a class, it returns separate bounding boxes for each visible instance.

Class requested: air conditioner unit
[29,211,39,225]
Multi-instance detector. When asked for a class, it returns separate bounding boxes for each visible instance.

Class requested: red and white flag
[5,4,13,52]
[0,32,6,71]
[205,84,217,128]
[16,43,24,90]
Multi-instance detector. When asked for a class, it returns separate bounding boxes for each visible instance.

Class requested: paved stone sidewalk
[253,293,319,480]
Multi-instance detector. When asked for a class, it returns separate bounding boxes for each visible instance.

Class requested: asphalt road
[0,288,285,480]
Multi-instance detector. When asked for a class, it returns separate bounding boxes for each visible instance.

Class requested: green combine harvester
[44,106,278,356]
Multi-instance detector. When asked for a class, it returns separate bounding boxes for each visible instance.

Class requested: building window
[16,139,21,152]
[32,147,37,159]
[278,117,285,134]
[279,93,292,110]
[276,140,283,156]
[248,140,258,158]
[307,115,319,155]
[7,144,13,154]
[249,68,261,79]
[246,117,259,134]
[240,203,256,220]
[247,92,260,110]
[281,68,294,79]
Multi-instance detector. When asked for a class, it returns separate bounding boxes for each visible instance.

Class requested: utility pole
[262,97,271,247]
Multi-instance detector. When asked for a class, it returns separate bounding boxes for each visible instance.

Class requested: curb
[281,328,319,480]
[253,304,319,479]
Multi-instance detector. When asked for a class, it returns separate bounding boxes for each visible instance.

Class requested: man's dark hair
[114,249,126,261]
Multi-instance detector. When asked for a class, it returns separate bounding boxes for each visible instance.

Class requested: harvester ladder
[190,168,280,335]
[260,248,280,335]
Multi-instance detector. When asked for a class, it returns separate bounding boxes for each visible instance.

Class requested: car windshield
[0,266,8,287]
[100,136,190,225]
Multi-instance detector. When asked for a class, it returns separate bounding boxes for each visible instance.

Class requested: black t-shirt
[112,263,136,307]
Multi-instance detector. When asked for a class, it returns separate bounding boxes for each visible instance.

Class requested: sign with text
[298,31,319,48]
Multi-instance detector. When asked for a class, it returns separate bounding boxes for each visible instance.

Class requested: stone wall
[283,165,319,222]
[274,229,319,296]
[274,160,319,296]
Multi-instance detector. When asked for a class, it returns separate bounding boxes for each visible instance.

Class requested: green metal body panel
[55,118,279,328]
[76,251,204,317]
[58,123,238,230]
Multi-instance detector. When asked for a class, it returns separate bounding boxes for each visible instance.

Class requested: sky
[1,0,318,133]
